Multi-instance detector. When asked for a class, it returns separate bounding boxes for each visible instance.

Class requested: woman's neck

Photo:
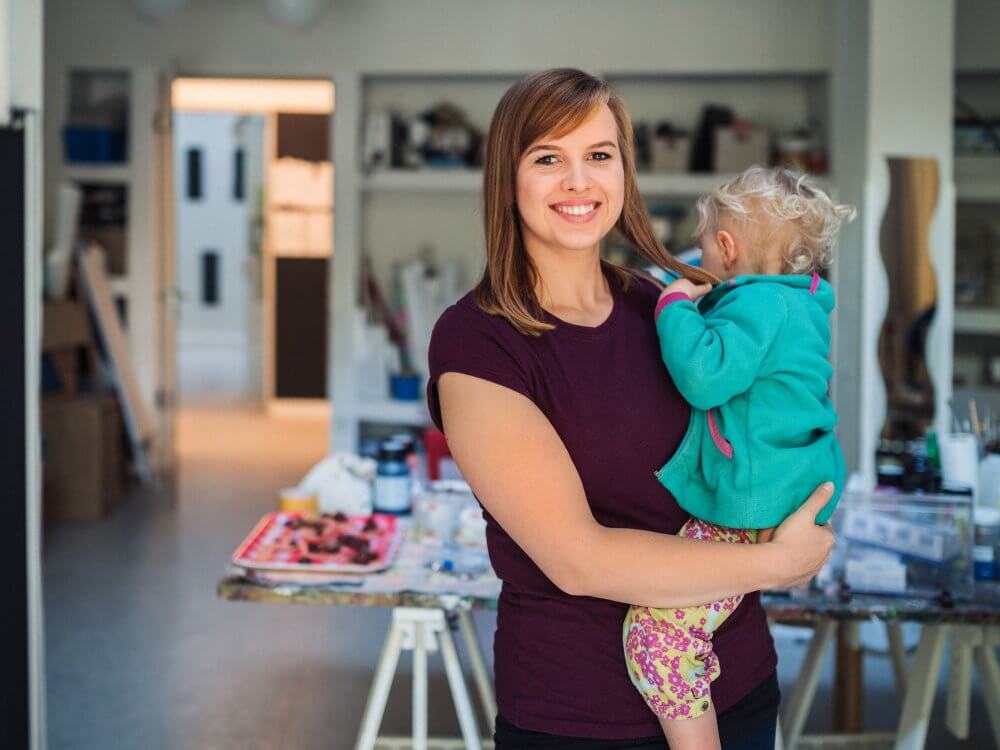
[528,243,612,326]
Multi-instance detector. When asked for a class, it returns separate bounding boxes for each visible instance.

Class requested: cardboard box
[42,300,94,395]
[41,395,123,523]
[714,126,770,173]
[42,300,91,352]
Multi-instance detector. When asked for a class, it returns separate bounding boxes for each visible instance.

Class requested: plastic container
[389,372,421,401]
[980,453,1000,508]
[279,487,319,514]
[373,441,411,514]
[63,126,127,163]
[826,489,975,600]
[974,506,1000,581]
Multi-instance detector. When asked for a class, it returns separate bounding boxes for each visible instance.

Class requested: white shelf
[957,178,1000,202]
[955,155,1000,203]
[955,308,1000,335]
[356,398,431,427]
[638,172,754,197]
[61,163,132,184]
[363,169,482,193]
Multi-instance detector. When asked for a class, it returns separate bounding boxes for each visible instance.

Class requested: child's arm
[655,283,790,410]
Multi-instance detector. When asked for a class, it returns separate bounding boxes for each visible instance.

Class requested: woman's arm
[438,371,835,609]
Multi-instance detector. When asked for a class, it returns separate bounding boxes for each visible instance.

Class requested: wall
[956,0,1000,71]
[832,0,955,482]
[44,0,834,76]
[4,0,43,113]
[5,1,46,748]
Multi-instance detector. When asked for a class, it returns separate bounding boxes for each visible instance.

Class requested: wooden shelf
[61,163,131,184]
[356,398,431,427]
[955,308,1000,335]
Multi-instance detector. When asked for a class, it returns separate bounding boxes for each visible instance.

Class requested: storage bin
[63,125,127,163]
[714,124,769,173]
[825,490,975,601]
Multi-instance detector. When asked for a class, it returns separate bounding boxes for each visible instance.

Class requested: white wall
[174,112,264,401]
[3,0,43,113]
[44,0,834,75]
[832,0,955,481]
[6,1,46,748]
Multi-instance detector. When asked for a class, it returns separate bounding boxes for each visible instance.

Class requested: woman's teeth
[555,203,596,216]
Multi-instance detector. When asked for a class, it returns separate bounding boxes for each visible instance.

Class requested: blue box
[390,373,422,401]
[63,126,127,163]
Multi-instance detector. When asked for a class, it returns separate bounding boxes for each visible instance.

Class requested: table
[218,560,1000,750]
[762,587,1000,749]
[218,575,499,750]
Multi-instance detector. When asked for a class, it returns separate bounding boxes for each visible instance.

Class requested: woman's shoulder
[433,291,520,341]
[429,292,533,371]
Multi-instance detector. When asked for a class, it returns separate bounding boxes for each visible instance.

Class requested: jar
[974,506,1000,581]
[374,441,411,514]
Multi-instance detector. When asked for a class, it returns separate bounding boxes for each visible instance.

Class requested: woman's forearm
[571,524,782,609]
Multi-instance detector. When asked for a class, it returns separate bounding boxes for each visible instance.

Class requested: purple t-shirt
[426,267,777,739]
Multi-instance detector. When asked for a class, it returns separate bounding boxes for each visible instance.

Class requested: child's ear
[717,229,738,270]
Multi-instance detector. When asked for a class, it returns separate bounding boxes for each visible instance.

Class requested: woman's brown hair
[474,68,717,336]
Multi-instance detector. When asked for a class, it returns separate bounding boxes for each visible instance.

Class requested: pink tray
[232,512,403,574]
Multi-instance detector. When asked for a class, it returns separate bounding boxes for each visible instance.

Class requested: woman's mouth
[551,201,600,223]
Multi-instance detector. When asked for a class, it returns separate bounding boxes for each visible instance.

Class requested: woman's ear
[717,229,738,270]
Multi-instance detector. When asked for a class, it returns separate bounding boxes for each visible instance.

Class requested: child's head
[694,166,855,280]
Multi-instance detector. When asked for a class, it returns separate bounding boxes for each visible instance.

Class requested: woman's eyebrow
[525,140,618,156]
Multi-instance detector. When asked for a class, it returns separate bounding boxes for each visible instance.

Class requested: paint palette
[232,511,403,575]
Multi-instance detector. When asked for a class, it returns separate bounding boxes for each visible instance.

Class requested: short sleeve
[426,300,535,433]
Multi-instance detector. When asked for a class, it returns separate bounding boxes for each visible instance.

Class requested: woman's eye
[590,151,612,161]
[535,154,558,166]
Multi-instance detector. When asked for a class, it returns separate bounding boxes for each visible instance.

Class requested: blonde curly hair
[695,166,856,275]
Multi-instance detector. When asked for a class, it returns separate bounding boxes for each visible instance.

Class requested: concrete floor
[43,404,993,748]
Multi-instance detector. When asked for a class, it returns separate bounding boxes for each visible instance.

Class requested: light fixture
[264,0,331,28]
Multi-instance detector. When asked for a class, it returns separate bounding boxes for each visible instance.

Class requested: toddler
[623,166,853,749]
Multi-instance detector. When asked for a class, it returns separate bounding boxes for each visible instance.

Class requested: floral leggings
[623,518,757,721]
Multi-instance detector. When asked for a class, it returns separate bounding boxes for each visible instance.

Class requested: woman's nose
[561,160,591,192]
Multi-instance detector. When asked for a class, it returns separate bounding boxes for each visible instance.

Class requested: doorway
[169,77,334,420]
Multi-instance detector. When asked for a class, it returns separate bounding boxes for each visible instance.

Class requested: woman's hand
[658,278,713,303]
[765,482,836,589]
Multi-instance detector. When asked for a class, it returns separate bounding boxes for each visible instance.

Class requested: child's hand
[659,278,713,304]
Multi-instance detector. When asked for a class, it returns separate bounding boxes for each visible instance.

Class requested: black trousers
[493,672,780,750]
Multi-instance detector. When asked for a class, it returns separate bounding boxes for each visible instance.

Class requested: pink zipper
[707,409,734,460]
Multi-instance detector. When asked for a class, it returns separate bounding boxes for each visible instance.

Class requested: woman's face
[515,104,625,256]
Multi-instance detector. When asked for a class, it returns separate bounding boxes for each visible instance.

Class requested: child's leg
[623,520,757,740]
[659,703,721,750]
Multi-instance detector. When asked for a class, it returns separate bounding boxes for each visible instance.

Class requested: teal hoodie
[654,273,845,529]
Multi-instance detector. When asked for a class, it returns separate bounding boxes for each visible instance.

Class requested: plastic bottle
[373,440,411,514]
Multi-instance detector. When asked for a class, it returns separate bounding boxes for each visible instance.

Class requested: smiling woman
[428,68,835,749]
[475,68,716,336]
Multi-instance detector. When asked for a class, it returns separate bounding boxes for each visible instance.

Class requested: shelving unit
[331,70,834,451]
[52,65,167,471]
[951,73,1000,399]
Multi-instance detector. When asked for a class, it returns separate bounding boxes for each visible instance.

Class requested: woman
[426,69,835,749]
